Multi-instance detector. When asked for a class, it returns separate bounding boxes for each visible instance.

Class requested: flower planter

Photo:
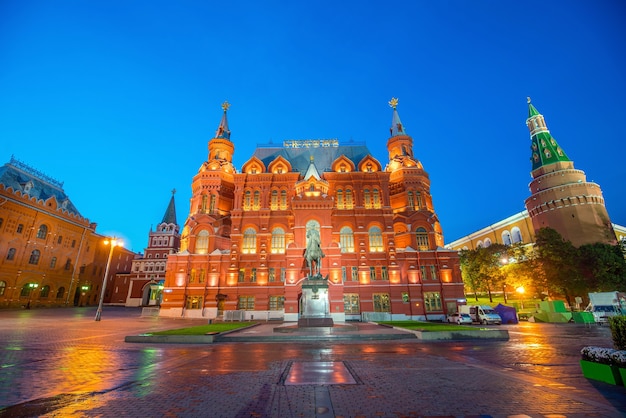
[580,360,623,385]
[619,368,626,386]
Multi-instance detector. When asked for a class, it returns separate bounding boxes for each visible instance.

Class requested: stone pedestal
[298,276,334,328]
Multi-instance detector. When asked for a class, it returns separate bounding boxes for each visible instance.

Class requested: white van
[459,305,502,325]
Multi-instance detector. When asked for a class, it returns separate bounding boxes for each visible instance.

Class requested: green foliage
[151,322,254,335]
[608,316,626,350]
[579,243,626,291]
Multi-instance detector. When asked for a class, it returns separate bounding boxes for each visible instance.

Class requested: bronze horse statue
[304,229,325,277]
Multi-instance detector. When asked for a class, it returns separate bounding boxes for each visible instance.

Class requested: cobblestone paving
[1,308,625,418]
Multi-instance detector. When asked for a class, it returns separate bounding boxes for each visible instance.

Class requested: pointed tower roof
[388,97,407,137]
[303,155,322,180]
[214,101,231,140]
[526,97,571,172]
[161,189,178,225]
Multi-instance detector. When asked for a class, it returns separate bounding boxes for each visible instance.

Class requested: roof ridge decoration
[8,155,64,189]
[389,97,406,137]
[526,97,571,171]
[214,101,231,140]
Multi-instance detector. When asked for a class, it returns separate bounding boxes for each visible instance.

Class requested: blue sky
[1,0,625,252]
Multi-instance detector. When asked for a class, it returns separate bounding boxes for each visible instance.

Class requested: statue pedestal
[298,276,334,328]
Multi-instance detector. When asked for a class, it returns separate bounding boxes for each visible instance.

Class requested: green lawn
[149,322,255,335]
[378,320,476,332]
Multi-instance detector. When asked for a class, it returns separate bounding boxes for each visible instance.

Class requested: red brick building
[160,99,465,321]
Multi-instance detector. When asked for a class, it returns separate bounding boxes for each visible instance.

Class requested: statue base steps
[298,317,334,328]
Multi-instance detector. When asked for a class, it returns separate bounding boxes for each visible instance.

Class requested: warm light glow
[516,286,525,295]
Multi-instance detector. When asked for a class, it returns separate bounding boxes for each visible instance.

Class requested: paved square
[285,361,357,385]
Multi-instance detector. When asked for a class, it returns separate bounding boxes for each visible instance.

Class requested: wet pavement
[0,307,625,417]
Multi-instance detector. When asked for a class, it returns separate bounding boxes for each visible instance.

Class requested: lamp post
[516,286,525,310]
[95,237,122,321]
[26,283,39,309]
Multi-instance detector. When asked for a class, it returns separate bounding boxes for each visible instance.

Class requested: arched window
[372,189,381,209]
[364,189,371,208]
[484,238,492,247]
[244,190,251,210]
[40,285,50,298]
[511,227,523,244]
[476,241,483,249]
[56,287,65,299]
[280,190,287,209]
[29,250,41,265]
[415,192,423,209]
[407,191,415,210]
[50,257,57,268]
[253,190,260,210]
[368,226,383,252]
[416,227,429,250]
[271,228,285,254]
[64,258,71,270]
[502,231,512,246]
[6,248,16,260]
[242,228,257,254]
[0,281,6,296]
[196,230,209,254]
[36,225,48,239]
[271,190,278,210]
[57,236,63,244]
[345,189,354,209]
[340,227,354,253]
[336,189,344,209]
[209,195,216,214]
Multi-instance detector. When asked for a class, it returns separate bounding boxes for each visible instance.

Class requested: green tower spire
[526,97,570,171]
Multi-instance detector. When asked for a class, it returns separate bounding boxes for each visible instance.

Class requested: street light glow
[95,237,123,321]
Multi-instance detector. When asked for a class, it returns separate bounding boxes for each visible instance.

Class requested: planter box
[620,368,626,386]
[580,360,623,385]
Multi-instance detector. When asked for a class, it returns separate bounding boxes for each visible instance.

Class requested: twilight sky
[1,0,625,252]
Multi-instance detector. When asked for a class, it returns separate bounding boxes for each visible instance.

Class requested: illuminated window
[344,293,360,314]
[368,226,383,252]
[201,194,207,213]
[40,285,50,298]
[28,250,40,265]
[269,295,284,310]
[253,190,260,210]
[242,228,257,254]
[381,266,388,281]
[373,293,390,312]
[36,225,48,239]
[269,267,275,282]
[238,268,245,282]
[280,190,287,209]
[196,230,209,254]
[370,266,376,280]
[372,189,381,208]
[336,189,344,209]
[341,266,347,282]
[271,228,285,254]
[351,266,358,281]
[0,281,5,296]
[420,266,427,281]
[209,195,216,214]
[424,292,442,312]
[340,227,354,253]
[364,189,371,208]
[251,268,257,283]
[186,296,203,309]
[238,296,255,310]
[416,227,429,250]
[6,248,16,261]
[244,190,251,210]
[415,192,423,209]
[511,227,523,243]
[271,190,278,210]
[407,191,414,209]
[199,269,205,283]
[430,265,438,281]
[345,189,353,209]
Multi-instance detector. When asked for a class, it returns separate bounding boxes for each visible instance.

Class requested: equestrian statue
[304,229,325,278]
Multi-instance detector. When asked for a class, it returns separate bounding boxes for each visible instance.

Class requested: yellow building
[0,156,136,308]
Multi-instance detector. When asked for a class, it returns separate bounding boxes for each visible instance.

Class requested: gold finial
[310,155,314,162]
[527,97,531,104]
[388,97,399,109]
[221,101,230,112]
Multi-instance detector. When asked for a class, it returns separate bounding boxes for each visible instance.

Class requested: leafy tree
[578,242,626,292]
[532,227,585,307]
[460,244,510,302]
[459,249,481,301]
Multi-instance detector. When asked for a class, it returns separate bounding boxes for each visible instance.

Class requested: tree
[460,244,509,302]
[578,242,626,292]
[532,227,585,307]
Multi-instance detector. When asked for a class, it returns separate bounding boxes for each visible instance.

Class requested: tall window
[36,225,48,239]
[269,295,284,310]
[196,230,209,254]
[238,296,255,310]
[372,189,381,208]
[345,189,354,209]
[253,190,260,210]
[269,267,275,282]
[201,194,207,213]
[56,287,65,299]
[340,227,354,253]
[238,268,245,282]
[40,285,50,298]
[336,189,344,209]
[369,267,376,281]
[368,226,383,252]
[351,266,358,281]
[415,192,423,209]
[381,266,388,281]
[343,294,360,314]
[251,268,257,283]
[50,257,57,268]
[341,266,347,282]
[407,191,415,210]
[271,228,285,254]
[244,190,251,210]
[65,258,71,270]
[242,228,257,254]
[186,296,202,309]
[420,266,427,281]
[17,224,24,234]
[6,248,16,260]
[430,265,438,281]
[502,230,512,246]
[271,190,278,210]
[424,292,442,312]
[28,250,40,265]
[416,227,429,250]
[364,189,371,208]
[280,190,287,209]
[373,293,390,312]
[0,281,5,296]
[511,227,523,243]
[209,195,216,214]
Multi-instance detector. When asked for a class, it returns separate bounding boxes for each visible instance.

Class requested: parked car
[446,313,472,325]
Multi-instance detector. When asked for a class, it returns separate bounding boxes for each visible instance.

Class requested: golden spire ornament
[221,101,230,112]
[388,97,399,109]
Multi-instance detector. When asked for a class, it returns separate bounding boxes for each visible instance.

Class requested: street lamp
[95,237,122,321]
[26,283,39,309]
[516,286,525,310]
